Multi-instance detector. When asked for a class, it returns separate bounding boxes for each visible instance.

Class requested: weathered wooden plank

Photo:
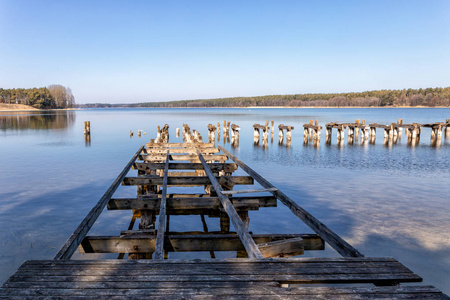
[145,148,220,154]
[0,282,448,299]
[133,162,238,172]
[122,176,253,186]
[139,154,228,162]
[53,145,145,260]
[197,151,264,259]
[78,234,324,253]
[0,294,446,300]
[107,196,275,211]
[145,142,215,148]
[1,286,444,298]
[258,237,304,258]
[154,151,170,260]
[4,272,422,284]
[220,188,278,195]
[219,145,364,258]
[25,257,402,265]
[15,264,415,277]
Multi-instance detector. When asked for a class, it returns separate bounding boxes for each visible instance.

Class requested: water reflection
[0,111,75,131]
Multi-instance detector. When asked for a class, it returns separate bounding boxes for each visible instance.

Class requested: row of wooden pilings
[324,119,450,147]
[205,121,241,147]
[251,118,450,148]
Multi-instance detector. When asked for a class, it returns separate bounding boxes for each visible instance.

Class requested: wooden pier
[1,125,448,299]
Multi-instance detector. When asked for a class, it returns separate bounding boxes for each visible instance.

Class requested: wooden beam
[258,237,304,258]
[220,188,278,195]
[122,176,253,186]
[139,154,228,162]
[154,151,169,260]
[197,150,264,259]
[107,196,276,211]
[78,234,324,253]
[218,145,364,258]
[145,148,219,154]
[133,162,238,172]
[145,142,215,148]
[54,145,145,260]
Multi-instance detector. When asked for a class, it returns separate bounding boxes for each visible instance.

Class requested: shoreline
[2,104,450,111]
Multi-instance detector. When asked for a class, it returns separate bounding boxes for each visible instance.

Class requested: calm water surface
[1,108,449,293]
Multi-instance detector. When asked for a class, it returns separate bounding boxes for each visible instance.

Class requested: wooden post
[397,119,403,137]
[286,126,292,140]
[84,121,90,135]
[176,128,180,137]
[325,126,332,145]
[271,120,274,142]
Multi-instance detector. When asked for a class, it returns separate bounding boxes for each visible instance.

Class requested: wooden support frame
[219,145,364,258]
[154,150,170,260]
[79,234,324,253]
[197,150,264,259]
[54,145,145,260]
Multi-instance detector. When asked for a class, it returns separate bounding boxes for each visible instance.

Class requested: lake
[1,107,449,293]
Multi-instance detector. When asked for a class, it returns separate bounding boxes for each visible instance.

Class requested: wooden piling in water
[84,121,90,135]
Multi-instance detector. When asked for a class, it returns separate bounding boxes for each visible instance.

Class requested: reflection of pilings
[84,133,91,147]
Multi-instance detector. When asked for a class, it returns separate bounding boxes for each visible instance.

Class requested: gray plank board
[0,286,446,298]
[154,150,170,260]
[107,196,277,210]
[122,176,253,186]
[78,233,324,253]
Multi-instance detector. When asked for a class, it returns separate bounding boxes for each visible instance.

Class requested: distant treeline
[0,85,75,109]
[79,87,450,108]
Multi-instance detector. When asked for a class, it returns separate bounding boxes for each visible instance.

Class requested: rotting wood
[133,162,237,173]
[197,150,264,259]
[122,176,253,186]
[258,237,304,258]
[219,145,364,258]
[107,196,276,211]
[220,188,278,195]
[154,150,170,260]
[53,145,145,260]
[78,234,324,253]
[139,154,228,162]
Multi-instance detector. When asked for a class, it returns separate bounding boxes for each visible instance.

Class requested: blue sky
[1,1,449,104]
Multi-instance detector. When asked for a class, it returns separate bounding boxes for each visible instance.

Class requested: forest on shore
[0,85,75,109]
[79,86,450,108]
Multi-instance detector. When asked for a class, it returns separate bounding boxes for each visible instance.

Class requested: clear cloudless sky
[0,0,449,104]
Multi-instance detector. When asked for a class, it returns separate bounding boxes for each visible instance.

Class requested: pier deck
[1,128,448,299]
